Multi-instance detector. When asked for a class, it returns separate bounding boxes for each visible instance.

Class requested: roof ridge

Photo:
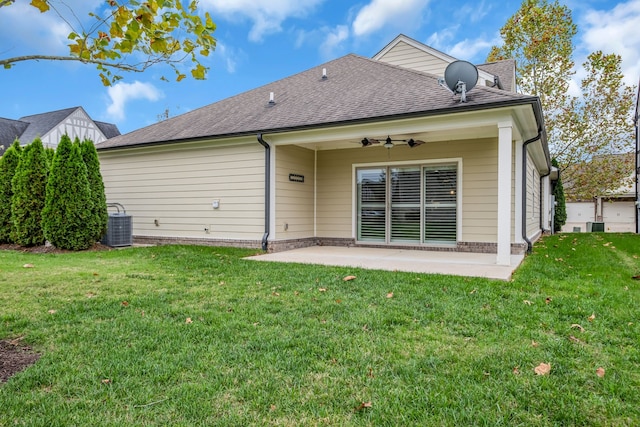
[19,106,80,121]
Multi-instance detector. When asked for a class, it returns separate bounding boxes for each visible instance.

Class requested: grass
[0,233,639,426]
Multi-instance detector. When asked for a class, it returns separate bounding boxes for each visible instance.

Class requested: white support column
[497,121,513,266]
[541,175,551,232]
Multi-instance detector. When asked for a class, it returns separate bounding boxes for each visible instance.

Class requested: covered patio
[246,246,525,281]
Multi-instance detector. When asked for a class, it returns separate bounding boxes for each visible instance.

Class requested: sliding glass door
[357,164,457,245]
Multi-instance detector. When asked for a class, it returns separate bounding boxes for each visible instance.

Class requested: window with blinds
[424,165,457,243]
[356,163,458,245]
[357,168,386,242]
[390,167,421,242]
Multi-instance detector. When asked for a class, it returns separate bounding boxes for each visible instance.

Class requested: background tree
[0,0,216,86]
[0,140,22,243]
[42,136,94,250]
[551,158,566,232]
[555,52,635,200]
[79,138,108,242]
[487,0,576,144]
[488,0,636,201]
[11,139,48,246]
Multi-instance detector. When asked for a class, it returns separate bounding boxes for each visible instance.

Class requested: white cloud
[200,0,324,42]
[106,81,163,121]
[1,3,73,55]
[352,0,430,37]
[319,25,350,59]
[0,0,107,56]
[448,34,501,62]
[426,26,499,62]
[215,42,244,73]
[580,0,640,85]
[426,27,459,51]
[464,0,492,24]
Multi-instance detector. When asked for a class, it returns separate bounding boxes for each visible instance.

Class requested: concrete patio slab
[246,246,525,280]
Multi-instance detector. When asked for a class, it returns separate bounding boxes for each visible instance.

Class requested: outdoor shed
[97,35,554,266]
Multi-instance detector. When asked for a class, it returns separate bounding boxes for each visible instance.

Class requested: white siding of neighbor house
[563,200,636,233]
[274,145,315,240]
[316,138,500,243]
[41,109,107,148]
[99,140,265,240]
[375,41,451,77]
[602,201,636,232]
[526,154,541,238]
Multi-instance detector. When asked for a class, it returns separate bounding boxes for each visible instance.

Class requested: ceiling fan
[361,136,426,148]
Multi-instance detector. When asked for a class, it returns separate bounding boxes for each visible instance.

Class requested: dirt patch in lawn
[0,242,112,254]
[0,339,41,384]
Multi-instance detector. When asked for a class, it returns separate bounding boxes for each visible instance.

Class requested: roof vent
[268,92,275,105]
[322,68,327,80]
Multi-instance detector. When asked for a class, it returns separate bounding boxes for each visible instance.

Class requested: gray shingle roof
[95,121,121,139]
[17,107,80,144]
[98,54,538,150]
[0,118,28,155]
[477,59,516,92]
[0,107,121,153]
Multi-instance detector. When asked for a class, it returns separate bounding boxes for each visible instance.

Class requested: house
[562,153,636,233]
[96,34,554,266]
[0,106,120,155]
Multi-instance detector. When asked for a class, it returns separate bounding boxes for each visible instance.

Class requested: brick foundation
[133,235,529,255]
[134,235,262,249]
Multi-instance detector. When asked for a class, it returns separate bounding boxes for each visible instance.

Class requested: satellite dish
[439,60,478,102]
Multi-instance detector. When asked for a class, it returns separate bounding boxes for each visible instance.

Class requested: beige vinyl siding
[526,155,541,238]
[316,138,499,243]
[274,145,315,239]
[99,140,265,240]
[376,41,450,76]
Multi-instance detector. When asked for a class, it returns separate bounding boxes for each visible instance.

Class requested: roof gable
[373,34,497,87]
[99,53,538,150]
[18,106,80,143]
[373,34,456,64]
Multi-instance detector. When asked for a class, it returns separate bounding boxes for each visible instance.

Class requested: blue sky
[1,0,638,135]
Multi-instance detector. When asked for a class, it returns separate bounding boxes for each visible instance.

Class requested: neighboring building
[97,34,554,266]
[0,106,120,155]
[562,153,636,233]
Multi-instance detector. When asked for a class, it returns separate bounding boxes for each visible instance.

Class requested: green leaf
[29,0,49,13]
[191,64,206,80]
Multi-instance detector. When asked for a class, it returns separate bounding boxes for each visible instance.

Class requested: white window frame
[352,158,463,246]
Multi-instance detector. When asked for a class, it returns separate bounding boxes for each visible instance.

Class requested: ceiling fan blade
[361,138,381,147]
[407,139,426,148]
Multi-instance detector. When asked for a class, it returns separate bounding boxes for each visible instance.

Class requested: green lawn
[1,233,639,426]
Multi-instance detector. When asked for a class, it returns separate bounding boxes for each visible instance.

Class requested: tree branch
[0,0,15,7]
[0,55,146,72]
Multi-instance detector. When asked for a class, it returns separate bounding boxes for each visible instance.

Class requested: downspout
[522,129,544,253]
[257,133,270,251]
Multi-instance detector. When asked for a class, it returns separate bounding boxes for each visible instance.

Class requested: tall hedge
[552,158,567,232]
[0,140,22,243]
[42,135,94,250]
[11,139,48,246]
[80,138,108,242]
[44,147,55,169]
